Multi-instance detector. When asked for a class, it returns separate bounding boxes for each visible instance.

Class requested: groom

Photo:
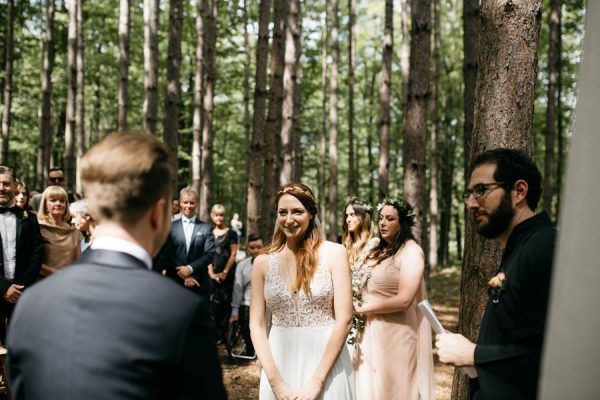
[436,149,556,400]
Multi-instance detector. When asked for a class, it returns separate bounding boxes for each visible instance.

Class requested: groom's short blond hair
[80,131,173,225]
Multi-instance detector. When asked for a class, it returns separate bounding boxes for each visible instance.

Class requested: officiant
[435,149,556,400]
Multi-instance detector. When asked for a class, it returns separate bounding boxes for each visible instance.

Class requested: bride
[250,183,355,400]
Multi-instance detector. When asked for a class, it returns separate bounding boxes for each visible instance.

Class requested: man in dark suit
[436,149,556,400]
[0,166,43,344]
[155,186,215,300]
[7,132,226,399]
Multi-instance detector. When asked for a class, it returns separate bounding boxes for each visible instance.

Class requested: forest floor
[220,266,462,400]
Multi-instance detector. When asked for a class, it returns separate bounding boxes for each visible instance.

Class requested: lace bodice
[264,247,335,327]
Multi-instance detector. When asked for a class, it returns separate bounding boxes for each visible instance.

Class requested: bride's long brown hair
[262,183,322,296]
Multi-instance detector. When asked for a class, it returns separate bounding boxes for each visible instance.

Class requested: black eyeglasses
[48,177,64,183]
[462,182,507,203]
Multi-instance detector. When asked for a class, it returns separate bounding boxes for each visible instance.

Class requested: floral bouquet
[347,263,370,346]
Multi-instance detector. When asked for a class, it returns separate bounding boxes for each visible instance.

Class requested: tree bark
[463,0,480,181]
[400,0,410,160]
[292,4,302,183]
[403,0,431,243]
[143,0,159,135]
[246,0,270,237]
[164,0,183,194]
[192,0,204,196]
[318,10,328,225]
[555,9,563,221]
[452,2,542,399]
[1,0,14,165]
[242,0,251,212]
[118,0,130,131]
[199,0,217,221]
[75,0,85,195]
[365,68,377,206]
[328,0,339,241]
[347,0,357,196]
[64,0,78,189]
[439,88,455,267]
[543,0,561,217]
[378,0,393,201]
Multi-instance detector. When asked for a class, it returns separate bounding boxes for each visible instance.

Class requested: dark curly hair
[369,198,416,263]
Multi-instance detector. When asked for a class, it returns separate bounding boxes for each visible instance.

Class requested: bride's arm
[298,242,353,400]
[249,254,296,400]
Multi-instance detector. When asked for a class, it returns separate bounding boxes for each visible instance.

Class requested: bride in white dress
[250,183,355,400]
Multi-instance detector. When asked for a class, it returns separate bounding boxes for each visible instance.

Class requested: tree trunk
[543,0,561,217]
[400,0,410,160]
[378,0,393,201]
[328,0,339,242]
[75,0,85,195]
[143,0,159,135]
[428,0,441,272]
[555,10,563,221]
[246,0,270,237]
[192,0,204,196]
[452,2,542,399]
[199,0,217,221]
[439,89,455,267]
[164,0,183,194]
[279,0,300,186]
[242,0,251,213]
[318,10,328,226]
[292,4,302,183]
[64,0,78,190]
[365,68,377,206]
[463,0,480,180]
[403,0,431,243]
[118,0,130,131]
[1,0,14,165]
[92,45,101,144]
[347,0,357,196]
[261,0,286,239]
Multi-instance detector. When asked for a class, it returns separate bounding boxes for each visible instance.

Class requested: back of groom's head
[81,132,173,226]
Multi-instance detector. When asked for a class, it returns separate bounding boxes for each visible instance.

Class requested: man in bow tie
[155,186,215,301]
[0,165,43,344]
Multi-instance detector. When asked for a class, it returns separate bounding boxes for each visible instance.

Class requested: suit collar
[78,248,150,271]
[91,236,153,269]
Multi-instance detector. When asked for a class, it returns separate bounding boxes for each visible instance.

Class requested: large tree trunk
[403,0,431,243]
[199,0,217,221]
[37,0,55,189]
[318,10,328,224]
[164,0,183,194]
[246,0,270,237]
[143,0,159,135]
[192,0,204,196]
[291,4,302,183]
[439,88,455,267]
[452,2,542,399]
[328,0,339,241]
[347,0,357,196]
[279,0,300,186]
[365,68,377,206]
[543,0,561,217]
[64,0,78,189]
[463,0,480,180]
[118,0,130,131]
[241,0,251,213]
[261,0,286,239]
[75,0,85,195]
[378,0,393,201]
[400,0,410,161]
[92,44,101,145]
[555,11,563,221]
[1,0,14,165]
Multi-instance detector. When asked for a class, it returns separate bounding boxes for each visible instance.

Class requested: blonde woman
[342,197,378,269]
[250,183,354,399]
[37,186,81,277]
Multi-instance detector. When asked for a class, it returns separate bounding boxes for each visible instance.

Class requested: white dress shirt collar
[90,236,153,270]
[181,215,197,224]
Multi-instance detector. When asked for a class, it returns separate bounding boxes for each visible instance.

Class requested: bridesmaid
[353,198,435,400]
[342,197,377,269]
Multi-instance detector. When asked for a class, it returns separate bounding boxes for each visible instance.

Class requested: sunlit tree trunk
[75,0,85,195]
[143,0,159,135]
[118,0,130,131]
[347,0,357,196]
[192,0,204,196]
[242,0,251,211]
[328,0,339,241]
[463,0,479,180]
[291,3,302,183]
[378,0,393,201]
[64,0,78,189]
[318,10,328,225]
[1,0,14,165]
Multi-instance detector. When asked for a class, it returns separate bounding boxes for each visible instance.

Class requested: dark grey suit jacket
[7,248,227,400]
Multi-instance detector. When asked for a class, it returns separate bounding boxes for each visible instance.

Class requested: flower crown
[279,185,315,202]
[345,197,373,213]
[377,197,416,225]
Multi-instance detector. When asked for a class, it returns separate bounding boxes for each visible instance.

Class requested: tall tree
[378,0,393,201]
[328,0,339,241]
[143,0,159,135]
[280,0,300,186]
[37,0,56,188]
[192,0,204,195]
[543,0,562,216]
[242,0,251,195]
[0,0,14,165]
[452,1,543,399]
[118,0,130,131]
[318,9,328,223]
[64,0,78,189]
[199,0,217,221]
[246,0,271,236]
[555,8,563,220]
[403,0,431,242]
[463,0,480,179]
[400,0,410,155]
[429,0,441,270]
[291,2,302,183]
[347,0,357,196]
[164,0,183,193]
[75,0,85,194]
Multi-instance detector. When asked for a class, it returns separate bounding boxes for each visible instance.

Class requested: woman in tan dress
[37,186,81,278]
[353,198,435,400]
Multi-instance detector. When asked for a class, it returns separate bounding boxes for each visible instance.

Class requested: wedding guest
[353,198,435,400]
[70,200,97,252]
[342,197,377,269]
[208,203,238,344]
[229,233,263,358]
[14,180,31,211]
[250,183,354,399]
[436,149,555,400]
[172,197,181,221]
[231,212,243,242]
[37,186,82,277]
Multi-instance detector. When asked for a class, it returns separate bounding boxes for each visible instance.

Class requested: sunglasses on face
[49,177,64,183]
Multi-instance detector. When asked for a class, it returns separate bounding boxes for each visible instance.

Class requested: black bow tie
[0,205,20,214]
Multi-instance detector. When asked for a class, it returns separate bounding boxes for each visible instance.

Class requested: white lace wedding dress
[259,245,355,399]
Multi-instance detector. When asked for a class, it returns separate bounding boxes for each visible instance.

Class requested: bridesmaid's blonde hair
[38,185,71,224]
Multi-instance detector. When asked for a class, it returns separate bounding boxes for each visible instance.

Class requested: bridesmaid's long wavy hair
[368,198,416,263]
[342,198,374,266]
[263,183,322,296]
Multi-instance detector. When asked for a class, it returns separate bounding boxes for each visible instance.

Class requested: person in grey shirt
[230,233,263,357]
